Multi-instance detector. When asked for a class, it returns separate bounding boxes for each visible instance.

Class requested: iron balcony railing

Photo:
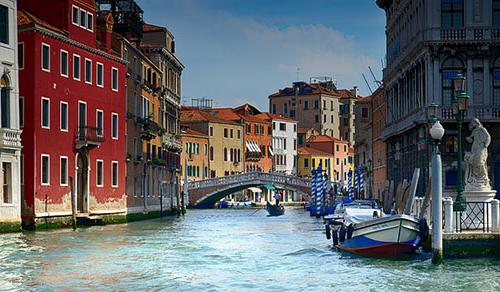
[75,126,105,144]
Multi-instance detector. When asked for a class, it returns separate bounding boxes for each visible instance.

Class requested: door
[76,153,88,213]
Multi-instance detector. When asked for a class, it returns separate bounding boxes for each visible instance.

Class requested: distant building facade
[354,95,372,198]
[255,113,298,175]
[269,80,358,145]
[297,146,334,179]
[0,0,22,230]
[371,87,387,201]
[377,0,500,198]
[180,127,209,182]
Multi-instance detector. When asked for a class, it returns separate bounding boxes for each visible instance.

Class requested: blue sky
[137,0,386,110]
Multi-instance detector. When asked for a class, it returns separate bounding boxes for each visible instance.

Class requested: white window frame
[18,42,24,70]
[78,100,87,128]
[71,5,79,25]
[73,54,81,81]
[41,43,50,72]
[111,112,118,140]
[84,58,92,84]
[60,156,68,186]
[79,8,87,28]
[19,96,24,128]
[96,109,103,137]
[111,67,118,92]
[96,159,104,187]
[111,161,118,187]
[60,101,68,132]
[41,154,50,186]
[96,62,104,88]
[60,50,68,77]
[41,97,50,129]
[86,13,93,31]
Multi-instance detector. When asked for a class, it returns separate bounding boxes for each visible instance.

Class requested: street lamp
[452,74,469,212]
[429,119,445,264]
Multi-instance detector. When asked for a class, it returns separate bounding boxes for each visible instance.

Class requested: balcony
[0,128,21,150]
[75,126,104,150]
[162,132,182,152]
[139,118,164,141]
[439,106,500,122]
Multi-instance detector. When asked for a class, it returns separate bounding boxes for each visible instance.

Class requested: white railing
[188,171,310,190]
[439,106,500,121]
[0,128,21,149]
[162,132,182,151]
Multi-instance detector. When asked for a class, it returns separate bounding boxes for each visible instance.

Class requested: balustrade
[0,128,21,149]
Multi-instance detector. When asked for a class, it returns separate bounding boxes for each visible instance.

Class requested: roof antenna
[362,73,373,94]
[368,66,382,87]
[296,66,301,82]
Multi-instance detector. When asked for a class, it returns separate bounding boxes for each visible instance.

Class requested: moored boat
[266,201,285,216]
[333,214,421,257]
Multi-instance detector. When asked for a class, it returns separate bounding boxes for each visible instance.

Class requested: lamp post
[429,118,445,264]
[452,74,468,212]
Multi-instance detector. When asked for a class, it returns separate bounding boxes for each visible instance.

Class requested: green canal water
[0,208,499,291]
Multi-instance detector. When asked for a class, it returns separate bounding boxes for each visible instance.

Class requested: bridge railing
[188,171,310,190]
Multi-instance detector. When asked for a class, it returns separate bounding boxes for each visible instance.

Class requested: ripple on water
[0,209,499,291]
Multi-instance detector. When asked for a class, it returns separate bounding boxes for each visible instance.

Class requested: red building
[18,0,126,226]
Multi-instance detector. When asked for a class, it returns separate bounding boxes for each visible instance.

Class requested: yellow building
[297,146,335,179]
[180,108,244,177]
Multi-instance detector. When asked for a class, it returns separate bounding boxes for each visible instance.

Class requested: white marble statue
[464,118,491,191]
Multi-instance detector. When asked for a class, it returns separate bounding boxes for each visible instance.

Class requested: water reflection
[0,209,499,291]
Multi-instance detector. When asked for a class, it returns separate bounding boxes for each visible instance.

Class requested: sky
[136,0,386,110]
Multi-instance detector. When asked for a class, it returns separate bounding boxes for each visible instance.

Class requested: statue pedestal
[460,189,497,230]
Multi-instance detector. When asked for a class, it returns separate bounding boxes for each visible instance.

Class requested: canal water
[0,208,499,291]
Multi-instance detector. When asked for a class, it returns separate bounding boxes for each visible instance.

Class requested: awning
[248,187,262,193]
[253,141,262,153]
[246,141,253,152]
[268,146,274,156]
[262,184,275,190]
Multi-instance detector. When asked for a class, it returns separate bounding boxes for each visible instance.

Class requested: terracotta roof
[356,95,372,103]
[211,108,267,123]
[336,89,355,99]
[18,10,66,35]
[269,82,357,99]
[180,109,240,125]
[308,135,342,143]
[143,23,166,33]
[298,127,316,134]
[181,128,208,137]
[233,103,262,115]
[298,146,333,156]
[254,113,296,122]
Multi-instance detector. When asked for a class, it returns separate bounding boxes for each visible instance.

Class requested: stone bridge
[187,172,311,208]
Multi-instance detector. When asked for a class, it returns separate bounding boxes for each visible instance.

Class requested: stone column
[491,199,499,232]
[484,58,491,105]
[433,58,441,104]
[467,58,474,104]
[443,197,454,233]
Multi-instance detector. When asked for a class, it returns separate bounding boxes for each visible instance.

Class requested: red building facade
[18,0,126,226]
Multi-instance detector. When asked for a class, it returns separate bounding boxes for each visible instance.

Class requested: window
[73,55,81,80]
[87,13,93,31]
[441,57,464,106]
[230,129,234,138]
[60,156,68,186]
[330,115,334,123]
[0,5,8,44]
[336,145,339,152]
[312,158,316,167]
[237,129,241,139]
[224,147,227,161]
[323,114,326,123]
[19,96,23,128]
[209,126,214,136]
[210,146,214,161]
[96,63,104,87]
[224,128,228,138]
[41,97,50,128]
[2,162,11,203]
[78,101,86,128]
[72,6,79,25]
[315,115,319,123]
[111,113,118,139]
[284,138,287,150]
[111,67,118,91]
[293,124,296,132]
[361,107,369,118]
[494,58,500,105]
[495,0,500,27]
[314,100,319,109]
[272,104,276,114]
[41,44,50,72]
[0,76,10,128]
[41,155,50,185]
[59,50,69,77]
[96,110,103,136]
[18,43,24,69]
[80,9,86,28]
[304,101,309,110]
[284,103,288,114]
[279,123,286,131]
[441,0,463,28]
[96,160,103,187]
[111,161,118,187]
[85,59,92,83]
[60,102,68,131]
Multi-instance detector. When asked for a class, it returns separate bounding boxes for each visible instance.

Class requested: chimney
[350,86,359,97]
[97,11,114,52]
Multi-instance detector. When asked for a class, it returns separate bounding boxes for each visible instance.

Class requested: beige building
[180,108,244,178]
[180,127,209,181]
[269,79,357,145]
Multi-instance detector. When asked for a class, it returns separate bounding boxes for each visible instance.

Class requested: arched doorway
[76,151,89,213]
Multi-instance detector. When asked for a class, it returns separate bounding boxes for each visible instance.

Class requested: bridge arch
[188,172,310,208]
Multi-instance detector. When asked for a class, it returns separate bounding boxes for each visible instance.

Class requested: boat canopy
[344,207,384,224]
